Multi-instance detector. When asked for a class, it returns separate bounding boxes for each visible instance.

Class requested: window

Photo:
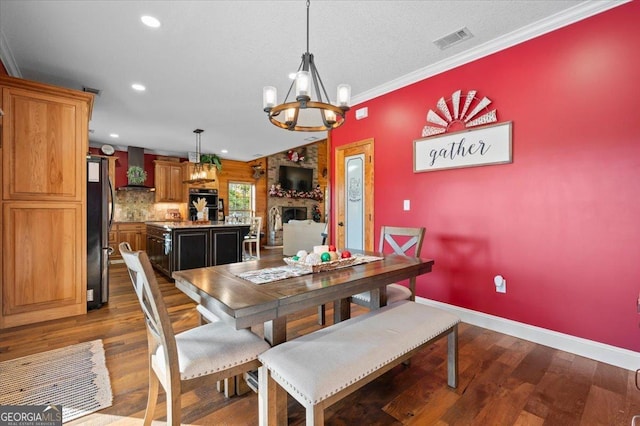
[228,182,255,220]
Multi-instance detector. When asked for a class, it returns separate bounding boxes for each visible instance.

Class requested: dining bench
[257,300,460,425]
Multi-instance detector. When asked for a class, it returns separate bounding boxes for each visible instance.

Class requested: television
[279,165,314,191]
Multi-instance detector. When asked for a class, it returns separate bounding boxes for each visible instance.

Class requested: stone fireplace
[281,206,307,223]
[266,144,324,247]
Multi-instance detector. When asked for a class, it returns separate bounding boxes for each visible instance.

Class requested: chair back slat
[249,216,262,236]
[379,226,426,257]
[119,242,180,383]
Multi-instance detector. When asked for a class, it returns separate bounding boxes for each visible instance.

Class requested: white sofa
[282,220,327,256]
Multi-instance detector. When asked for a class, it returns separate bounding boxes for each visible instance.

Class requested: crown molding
[0,28,22,78]
[351,0,630,106]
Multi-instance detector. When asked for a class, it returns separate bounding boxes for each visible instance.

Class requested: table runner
[237,254,384,284]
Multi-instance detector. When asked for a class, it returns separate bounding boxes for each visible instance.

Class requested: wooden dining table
[172,252,434,424]
[172,251,435,346]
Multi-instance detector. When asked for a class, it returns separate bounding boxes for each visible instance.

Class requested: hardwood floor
[1,248,640,425]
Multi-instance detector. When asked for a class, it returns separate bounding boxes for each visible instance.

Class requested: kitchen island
[146,221,250,277]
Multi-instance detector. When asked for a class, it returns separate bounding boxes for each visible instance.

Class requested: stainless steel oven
[188,188,218,220]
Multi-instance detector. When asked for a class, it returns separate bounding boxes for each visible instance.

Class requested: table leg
[263,316,287,346]
[333,298,351,323]
[369,286,388,309]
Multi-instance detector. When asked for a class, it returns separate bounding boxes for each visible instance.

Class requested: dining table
[172,251,435,346]
[172,251,434,424]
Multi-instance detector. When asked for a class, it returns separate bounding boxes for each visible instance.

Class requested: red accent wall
[331,2,640,351]
[88,147,158,188]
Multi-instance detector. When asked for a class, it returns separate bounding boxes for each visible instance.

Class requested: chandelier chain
[306,0,310,54]
[262,0,350,132]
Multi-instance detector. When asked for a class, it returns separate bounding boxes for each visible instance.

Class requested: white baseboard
[416,296,640,372]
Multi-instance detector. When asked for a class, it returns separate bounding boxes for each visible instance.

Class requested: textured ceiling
[0,0,621,161]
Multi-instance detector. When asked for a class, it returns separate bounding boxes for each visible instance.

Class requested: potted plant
[126,166,147,185]
[200,154,222,171]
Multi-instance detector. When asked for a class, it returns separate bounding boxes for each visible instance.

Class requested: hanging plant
[126,166,147,185]
[200,153,223,171]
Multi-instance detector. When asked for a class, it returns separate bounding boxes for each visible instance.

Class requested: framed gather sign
[414,121,512,173]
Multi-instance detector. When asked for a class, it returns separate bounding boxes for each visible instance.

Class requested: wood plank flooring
[1,248,639,425]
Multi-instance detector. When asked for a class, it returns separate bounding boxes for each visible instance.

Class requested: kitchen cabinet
[0,75,93,329]
[146,225,171,276]
[2,79,91,202]
[174,229,210,271]
[146,223,248,277]
[108,229,117,255]
[111,222,146,259]
[155,160,184,203]
[211,228,244,265]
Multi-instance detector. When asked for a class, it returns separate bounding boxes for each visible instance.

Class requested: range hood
[117,146,155,191]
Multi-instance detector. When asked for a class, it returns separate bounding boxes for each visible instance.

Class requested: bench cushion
[258,301,460,406]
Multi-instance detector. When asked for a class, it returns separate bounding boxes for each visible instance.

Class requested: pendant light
[184,129,216,184]
[262,0,350,132]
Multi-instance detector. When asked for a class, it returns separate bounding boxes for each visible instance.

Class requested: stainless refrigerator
[87,156,114,309]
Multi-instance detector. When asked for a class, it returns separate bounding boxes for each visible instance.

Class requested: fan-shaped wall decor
[421,89,498,137]
[414,90,512,173]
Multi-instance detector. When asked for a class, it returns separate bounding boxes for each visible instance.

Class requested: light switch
[403,200,410,211]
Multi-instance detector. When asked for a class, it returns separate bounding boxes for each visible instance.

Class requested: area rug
[0,339,113,423]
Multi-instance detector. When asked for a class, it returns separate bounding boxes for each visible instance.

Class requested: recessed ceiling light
[221,149,228,154]
[141,15,161,28]
[109,133,119,138]
[131,83,146,92]
[288,73,296,80]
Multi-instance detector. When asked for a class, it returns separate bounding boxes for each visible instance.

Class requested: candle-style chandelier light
[184,129,215,184]
[262,0,351,132]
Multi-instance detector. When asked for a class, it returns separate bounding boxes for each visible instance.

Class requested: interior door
[335,139,374,251]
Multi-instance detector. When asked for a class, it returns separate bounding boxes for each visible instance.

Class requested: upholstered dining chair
[351,226,426,308]
[119,242,270,425]
[243,216,262,260]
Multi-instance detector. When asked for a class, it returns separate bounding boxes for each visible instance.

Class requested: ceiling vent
[433,27,473,50]
[82,86,102,96]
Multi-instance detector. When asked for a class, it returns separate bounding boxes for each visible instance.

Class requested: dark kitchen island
[146,221,250,277]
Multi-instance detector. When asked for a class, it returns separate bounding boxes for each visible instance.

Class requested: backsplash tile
[114,191,185,222]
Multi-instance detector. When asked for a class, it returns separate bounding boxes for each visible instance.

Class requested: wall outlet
[494,275,506,293]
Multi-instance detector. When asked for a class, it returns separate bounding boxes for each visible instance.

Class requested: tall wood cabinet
[0,75,93,329]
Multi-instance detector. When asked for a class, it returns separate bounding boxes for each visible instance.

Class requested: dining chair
[119,242,270,425]
[351,226,426,308]
[316,226,426,325]
[243,216,262,260]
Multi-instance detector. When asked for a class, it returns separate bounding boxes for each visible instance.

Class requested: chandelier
[262,0,351,132]
[184,129,215,184]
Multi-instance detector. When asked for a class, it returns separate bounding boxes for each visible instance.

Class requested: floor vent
[433,27,474,50]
